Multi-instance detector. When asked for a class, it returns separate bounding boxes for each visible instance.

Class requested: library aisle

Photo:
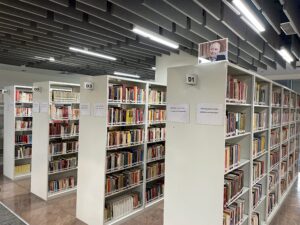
[0,168,299,225]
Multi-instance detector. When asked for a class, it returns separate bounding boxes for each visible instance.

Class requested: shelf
[254,104,269,108]
[270,162,280,171]
[253,128,268,133]
[148,103,167,106]
[15,142,32,146]
[148,121,166,125]
[253,150,267,160]
[270,144,280,150]
[238,215,248,225]
[225,132,250,140]
[282,123,289,127]
[271,125,280,129]
[146,173,165,183]
[105,181,143,198]
[108,100,145,106]
[281,155,288,162]
[282,139,288,144]
[225,187,249,207]
[48,167,77,175]
[107,122,145,128]
[271,105,281,108]
[48,186,77,198]
[147,139,166,144]
[106,142,144,151]
[146,195,164,208]
[15,128,32,132]
[253,195,266,211]
[15,156,31,160]
[15,101,33,104]
[104,205,143,225]
[49,150,78,157]
[224,159,250,175]
[49,134,79,140]
[50,118,79,122]
[15,116,32,118]
[226,102,250,106]
[269,181,279,193]
[147,156,165,163]
[51,101,80,105]
[106,161,143,174]
[252,173,267,186]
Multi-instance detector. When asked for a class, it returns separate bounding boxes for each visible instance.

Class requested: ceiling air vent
[280,22,296,35]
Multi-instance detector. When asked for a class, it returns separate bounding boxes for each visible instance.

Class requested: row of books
[15,121,32,130]
[282,127,288,141]
[148,127,166,142]
[49,176,76,193]
[253,134,266,157]
[283,92,289,106]
[224,170,244,205]
[226,76,248,103]
[223,199,245,225]
[282,144,288,158]
[148,109,166,123]
[253,160,264,182]
[48,141,79,156]
[288,155,294,168]
[105,168,142,194]
[107,129,144,147]
[253,111,267,131]
[16,90,32,102]
[108,108,144,125]
[104,192,140,222]
[108,84,145,103]
[252,183,262,208]
[147,144,165,161]
[16,146,31,159]
[297,111,300,121]
[268,192,278,214]
[146,181,164,202]
[272,90,281,106]
[251,212,259,225]
[225,143,241,171]
[15,164,30,175]
[270,151,280,168]
[50,105,80,119]
[49,123,79,136]
[280,179,287,195]
[16,107,32,117]
[281,161,287,177]
[290,95,296,108]
[226,112,246,136]
[270,129,280,147]
[290,110,296,121]
[146,162,165,179]
[15,134,32,144]
[282,111,289,123]
[52,90,79,103]
[269,170,278,191]
[48,157,77,172]
[148,89,166,104]
[271,110,280,126]
[254,82,267,105]
[106,149,144,171]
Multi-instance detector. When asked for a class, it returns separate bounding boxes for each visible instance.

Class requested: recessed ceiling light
[132,26,179,49]
[34,56,55,62]
[69,47,117,61]
[113,71,140,78]
[277,48,294,64]
[151,67,156,70]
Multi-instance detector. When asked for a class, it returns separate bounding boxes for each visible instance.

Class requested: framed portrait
[198,38,228,64]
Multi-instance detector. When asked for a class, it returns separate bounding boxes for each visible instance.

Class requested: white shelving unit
[164,62,299,225]
[76,76,166,225]
[31,81,80,200]
[4,85,32,180]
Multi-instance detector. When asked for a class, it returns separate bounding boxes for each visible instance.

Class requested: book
[14,164,31,175]
[147,144,165,162]
[146,181,164,202]
[280,179,287,195]
[283,91,289,107]
[253,111,267,131]
[52,90,79,103]
[49,176,75,193]
[15,90,33,102]
[108,107,144,125]
[146,162,165,179]
[271,110,280,126]
[107,129,145,147]
[252,183,262,208]
[254,82,267,105]
[282,126,289,142]
[48,157,77,172]
[253,160,264,182]
[270,129,280,147]
[270,151,280,168]
[224,170,244,205]
[148,127,166,142]
[282,110,289,124]
[253,134,266,157]
[224,143,241,171]
[268,192,278,214]
[108,84,145,103]
[50,105,80,120]
[226,111,246,136]
[280,161,287,178]
[16,146,31,159]
[269,170,279,190]
[148,89,166,104]
[16,107,32,117]
[15,134,32,144]
[15,120,32,130]
[223,198,245,225]
[148,109,166,123]
[251,212,260,225]
[49,122,79,136]
[272,89,281,106]
[48,141,78,155]
[226,75,248,103]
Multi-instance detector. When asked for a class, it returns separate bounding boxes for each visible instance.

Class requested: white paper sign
[40,102,49,113]
[94,103,106,117]
[32,102,40,113]
[197,103,224,125]
[80,103,91,116]
[167,104,189,123]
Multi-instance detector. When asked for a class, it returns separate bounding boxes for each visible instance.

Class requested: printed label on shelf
[196,103,224,125]
[32,102,40,113]
[167,104,189,123]
[80,103,91,116]
[93,103,106,117]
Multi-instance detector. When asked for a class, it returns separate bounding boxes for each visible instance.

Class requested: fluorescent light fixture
[240,16,260,34]
[277,48,294,64]
[151,67,156,70]
[34,56,55,62]
[132,26,179,49]
[69,47,117,61]
[232,0,265,32]
[113,71,140,78]
[49,57,55,62]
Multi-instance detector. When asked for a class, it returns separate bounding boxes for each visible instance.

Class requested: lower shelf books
[107,129,144,147]
[225,143,241,170]
[253,111,267,131]
[15,134,32,144]
[50,105,79,120]
[48,157,77,173]
[108,107,144,125]
[146,181,164,203]
[282,144,288,158]
[49,122,79,136]
[270,151,280,168]
[49,176,76,193]
[253,134,266,157]
[271,110,280,126]
[15,120,32,130]
[105,168,142,194]
[147,144,165,162]
[280,161,287,177]
[148,127,166,142]
[251,212,260,225]
[223,198,245,225]
[253,160,264,182]
[270,129,280,147]
[148,109,166,123]
[15,164,30,175]
[280,179,287,195]
[282,110,289,124]
[252,184,262,208]
[146,162,165,180]
[49,141,79,155]
[104,192,141,222]
[16,107,32,117]
[16,146,31,159]
[269,170,278,191]
[106,149,143,172]
[226,112,246,136]
[52,90,79,103]
[224,170,244,205]
[268,192,278,214]
[282,127,289,141]
[288,171,293,184]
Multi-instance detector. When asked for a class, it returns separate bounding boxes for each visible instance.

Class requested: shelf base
[48,187,77,200]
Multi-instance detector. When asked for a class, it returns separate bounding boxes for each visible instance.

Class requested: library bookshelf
[31,81,80,201]
[4,85,33,180]
[76,76,166,225]
[164,61,299,225]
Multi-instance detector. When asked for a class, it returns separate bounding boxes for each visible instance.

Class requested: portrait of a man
[198,38,228,63]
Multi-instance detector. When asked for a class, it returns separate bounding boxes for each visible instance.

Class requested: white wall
[155,51,197,85]
[0,64,85,88]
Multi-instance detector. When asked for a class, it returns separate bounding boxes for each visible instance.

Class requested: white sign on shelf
[80,103,91,116]
[196,103,224,125]
[94,103,106,117]
[167,104,189,123]
[32,102,40,113]
[40,102,49,113]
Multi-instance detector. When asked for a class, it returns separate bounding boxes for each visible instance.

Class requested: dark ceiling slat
[127,39,171,55]
[228,52,238,64]
[193,0,221,20]
[19,0,83,21]
[239,40,260,60]
[282,0,300,38]
[164,0,203,25]
[137,36,180,54]
[237,57,257,71]
[120,44,161,57]
[142,0,187,29]
[52,33,107,47]
[76,0,107,12]
[263,43,276,61]
[228,44,238,56]
[259,0,281,35]
[109,0,173,31]
[190,20,218,41]
[261,55,276,69]
[244,27,264,53]
[0,27,32,39]
[76,2,132,30]
[160,29,193,49]
[291,35,300,59]
[253,58,267,70]
[275,52,286,69]
[49,0,69,7]
[112,44,158,57]
[0,13,31,27]
[175,25,205,45]
[259,26,280,50]
[239,49,254,64]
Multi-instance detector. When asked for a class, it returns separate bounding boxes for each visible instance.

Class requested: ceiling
[0,0,299,79]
